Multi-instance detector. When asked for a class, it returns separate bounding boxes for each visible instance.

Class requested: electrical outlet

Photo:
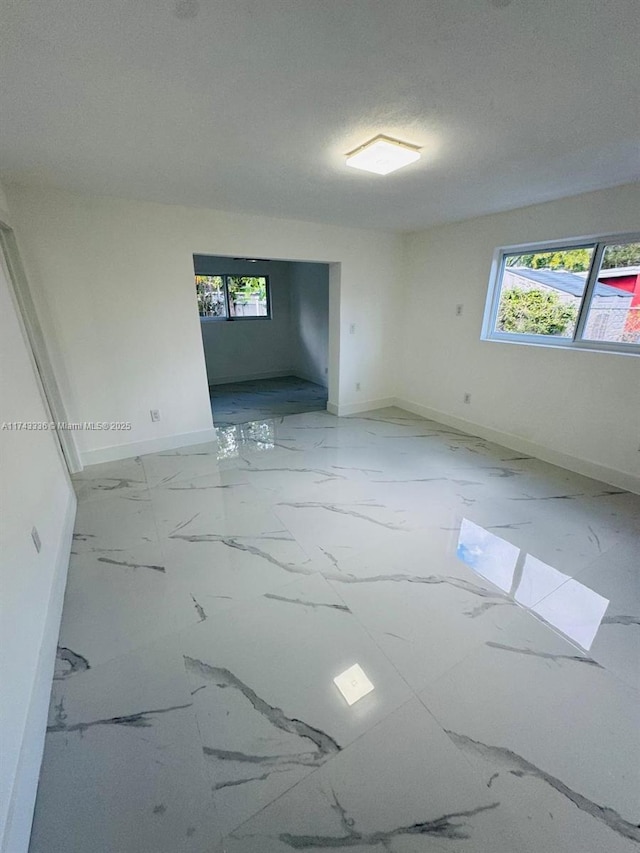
[456,304,463,316]
[463,393,471,404]
[31,526,41,553]
[349,323,356,335]
[356,382,361,392]
[150,409,161,422]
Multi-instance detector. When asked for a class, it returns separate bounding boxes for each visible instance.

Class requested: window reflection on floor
[457,518,609,651]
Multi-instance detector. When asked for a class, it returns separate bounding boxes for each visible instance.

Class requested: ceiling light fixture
[345,135,421,175]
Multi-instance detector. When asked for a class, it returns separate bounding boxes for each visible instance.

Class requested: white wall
[197,257,329,389]
[196,257,295,385]
[6,186,401,464]
[0,182,10,223]
[290,262,329,387]
[0,189,76,853]
[396,183,640,490]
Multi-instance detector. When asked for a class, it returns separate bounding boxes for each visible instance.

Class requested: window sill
[481,334,640,357]
[199,316,272,323]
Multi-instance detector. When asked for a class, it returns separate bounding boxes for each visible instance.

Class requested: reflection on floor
[209,375,328,426]
[31,408,640,852]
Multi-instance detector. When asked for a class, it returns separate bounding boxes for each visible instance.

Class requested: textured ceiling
[1,0,638,231]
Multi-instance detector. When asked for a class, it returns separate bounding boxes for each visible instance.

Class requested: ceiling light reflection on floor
[333,663,374,706]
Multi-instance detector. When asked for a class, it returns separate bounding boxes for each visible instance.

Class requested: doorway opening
[193,255,332,427]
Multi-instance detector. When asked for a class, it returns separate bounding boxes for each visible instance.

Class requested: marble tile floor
[30,408,640,852]
[209,376,328,427]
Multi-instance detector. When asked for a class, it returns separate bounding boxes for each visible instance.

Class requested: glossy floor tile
[32,408,640,852]
[209,375,328,426]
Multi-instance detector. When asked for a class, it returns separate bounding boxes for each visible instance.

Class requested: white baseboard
[394,397,640,495]
[208,368,296,386]
[328,397,396,417]
[208,369,329,389]
[289,369,328,389]
[1,490,76,853]
[80,428,218,468]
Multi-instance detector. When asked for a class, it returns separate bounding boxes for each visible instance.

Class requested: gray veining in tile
[30,406,640,852]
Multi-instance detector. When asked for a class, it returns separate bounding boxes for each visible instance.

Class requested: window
[482,235,640,353]
[195,275,270,320]
[196,275,226,317]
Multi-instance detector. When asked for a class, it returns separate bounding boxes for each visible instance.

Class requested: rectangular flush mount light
[345,135,421,175]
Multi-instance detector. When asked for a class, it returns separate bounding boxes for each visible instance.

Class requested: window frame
[481,231,640,355]
[196,274,272,322]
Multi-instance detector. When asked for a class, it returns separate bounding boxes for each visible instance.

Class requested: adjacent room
[194,255,329,426]
[1,3,638,853]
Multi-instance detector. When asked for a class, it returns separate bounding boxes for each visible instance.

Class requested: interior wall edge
[1,490,76,853]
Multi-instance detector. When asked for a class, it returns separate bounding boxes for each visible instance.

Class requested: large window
[196,275,270,320]
[482,235,640,353]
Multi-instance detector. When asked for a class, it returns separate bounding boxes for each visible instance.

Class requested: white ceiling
[1,0,638,232]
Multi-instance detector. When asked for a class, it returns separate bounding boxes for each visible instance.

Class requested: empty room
[194,255,330,427]
[0,2,638,852]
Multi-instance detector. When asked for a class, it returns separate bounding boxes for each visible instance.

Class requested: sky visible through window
[492,241,640,346]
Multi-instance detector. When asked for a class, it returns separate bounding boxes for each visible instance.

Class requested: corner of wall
[330,397,396,417]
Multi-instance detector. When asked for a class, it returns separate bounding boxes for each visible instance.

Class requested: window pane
[227,277,269,318]
[196,275,226,317]
[495,247,595,339]
[582,242,640,345]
